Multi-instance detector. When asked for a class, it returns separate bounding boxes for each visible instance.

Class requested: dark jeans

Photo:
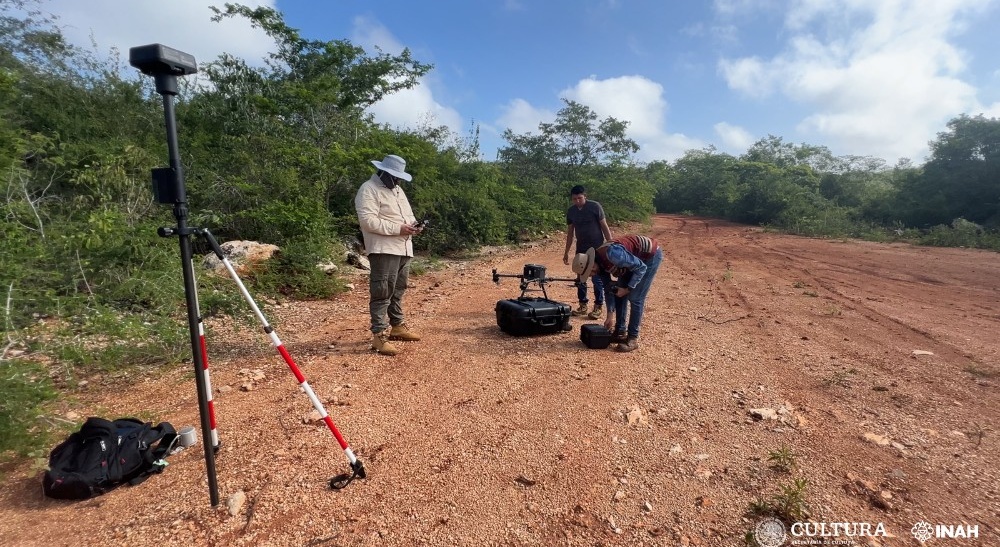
[576,273,605,305]
[607,248,663,338]
[367,253,411,334]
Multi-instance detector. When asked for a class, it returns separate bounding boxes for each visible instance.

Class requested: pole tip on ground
[329,460,367,490]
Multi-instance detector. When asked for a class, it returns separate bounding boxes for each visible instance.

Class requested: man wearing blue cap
[355,154,424,356]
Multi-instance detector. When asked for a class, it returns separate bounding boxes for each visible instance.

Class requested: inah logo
[754,518,787,547]
[912,521,933,542]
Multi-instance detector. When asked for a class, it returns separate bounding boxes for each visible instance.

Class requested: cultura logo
[753,518,787,547]
[912,522,934,542]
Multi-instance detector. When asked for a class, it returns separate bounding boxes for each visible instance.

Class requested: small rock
[643,501,653,512]
[626,406,649,427]
[749,408,778,421]
[227,491,246,516]
[863,432,890,446]
[514,475,536,487]
[911,350,934,356]
[613,490,626,501]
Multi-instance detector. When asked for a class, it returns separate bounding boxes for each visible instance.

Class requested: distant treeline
[0,2,997,456]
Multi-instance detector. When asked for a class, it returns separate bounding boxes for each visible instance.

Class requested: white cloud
[39,0,277,69]
[718,0,995,162]
[561,76,704,161]
[714,122,756,152]
[713,0,781,17]
[350,17,464,136]
[351,15,405,55]
[561,76,667,140]
[718,57,773,98]
[497,75,704,162]
[638,133,707,163]
[497,98,556,134]
[368,84,464,135]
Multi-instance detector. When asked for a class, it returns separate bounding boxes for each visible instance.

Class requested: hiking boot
[586,304,604,320]
[571,302,589,316]
[611,330,628,343]
[389,324,421,341]
[616,336,639,353]
[371,331,399,356]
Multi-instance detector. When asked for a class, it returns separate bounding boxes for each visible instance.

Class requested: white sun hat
[370,154,412,181]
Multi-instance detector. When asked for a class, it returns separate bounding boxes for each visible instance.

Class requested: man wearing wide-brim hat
[571,234,663,352]
[355,154,424,356]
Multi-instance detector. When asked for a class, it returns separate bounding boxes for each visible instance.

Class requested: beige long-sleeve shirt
[354,174,416,257]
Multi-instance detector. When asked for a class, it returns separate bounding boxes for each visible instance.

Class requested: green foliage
[244,237,344,299]
[772,478,810,521]
[904,114,1000,228]
[46,306,190,372]
[0,358,57,456]
[747,478,810,523]
[209,3,432,112]
[767,445,799,472]
[573,167,656,223]
[498,99,639,191]
[917,218,1000,250]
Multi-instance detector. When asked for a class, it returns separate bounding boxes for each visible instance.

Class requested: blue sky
[25,0,1000,165]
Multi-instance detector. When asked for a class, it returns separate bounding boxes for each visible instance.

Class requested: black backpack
[42,417,178,500]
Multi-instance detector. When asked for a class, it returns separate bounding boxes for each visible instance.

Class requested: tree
[662,148,738,215]
[498,99,639,182]
[209,3,431,114]
[916,114,1000,227]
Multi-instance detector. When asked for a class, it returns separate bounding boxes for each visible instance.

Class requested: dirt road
[2,215,998,546]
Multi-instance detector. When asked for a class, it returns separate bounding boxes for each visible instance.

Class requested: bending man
[572,234,662,352]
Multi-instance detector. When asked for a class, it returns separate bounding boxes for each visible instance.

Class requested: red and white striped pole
[199,230,366,485]
[190,268,220,450]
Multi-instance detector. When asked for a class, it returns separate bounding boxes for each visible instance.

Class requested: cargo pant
[368,253,411,334]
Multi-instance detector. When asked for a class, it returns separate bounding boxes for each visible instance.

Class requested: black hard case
[580,324,612,349]
[495,297,572,336]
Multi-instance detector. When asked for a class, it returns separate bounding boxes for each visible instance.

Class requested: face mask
[378,171,397,189]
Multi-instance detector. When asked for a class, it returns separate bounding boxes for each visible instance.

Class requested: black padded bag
[42,417,177,500]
